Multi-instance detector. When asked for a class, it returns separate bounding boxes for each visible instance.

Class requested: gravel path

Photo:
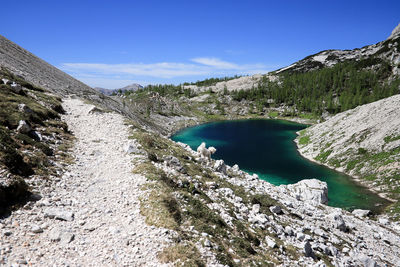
[1,98,171,266]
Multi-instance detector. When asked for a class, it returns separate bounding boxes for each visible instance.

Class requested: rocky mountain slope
[1,25,400,266]
[296,94,400,218]
[0,68,72,215]
[0,35,169,134]
[274,25,400,76]
[0,36,96,97]
[183,75,269,93]
[182,23,400,95]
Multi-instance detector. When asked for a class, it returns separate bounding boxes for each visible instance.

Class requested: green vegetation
[130,127,298,265]
[0,67,73,215]
[183,75,241,87]
[384,134,400,143]
[298,135,310,146]
[231,60,400,116]
[315,149,332,162]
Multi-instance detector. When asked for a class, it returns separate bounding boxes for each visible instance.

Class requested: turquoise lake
[171,119,390,213]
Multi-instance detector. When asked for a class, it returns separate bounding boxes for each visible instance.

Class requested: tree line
[231,60,400,115]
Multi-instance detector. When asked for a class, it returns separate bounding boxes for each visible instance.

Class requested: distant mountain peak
[389,22,400,39]
[94,83,143,96]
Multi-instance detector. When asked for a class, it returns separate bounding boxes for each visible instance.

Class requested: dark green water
[171,119,390,213]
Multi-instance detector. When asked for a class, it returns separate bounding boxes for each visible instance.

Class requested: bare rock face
[282,179,328,205]
[389,22,400,39]
[0,35,95,96]
[297,94,400,195]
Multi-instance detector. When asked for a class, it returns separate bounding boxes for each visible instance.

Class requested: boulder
[10,83,23,94]
[284,226,294,236]
[327,212,347,232]
[44,208,74,221]
[352,209,371,218]
[252,204,260,214]
[283,179,328,205]
[48,227,75,244]
[296,232,305,241]
[357,254,378,267]
[265,236,277,248]
[378,218,390,225]
[214,159,227,175]
[164,155,186,173]
[123,143,141,154]
[88,106,103,114]
[17,120,31,133]
[18,104,33,113]
[232,164,240,172]
[30,224,43,234]
[304,241,315,258]
[249,213,269,229]
[269,205,282,214]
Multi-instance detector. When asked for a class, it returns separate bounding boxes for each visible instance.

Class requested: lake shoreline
[171,118,389,213]
[293,134,396,205]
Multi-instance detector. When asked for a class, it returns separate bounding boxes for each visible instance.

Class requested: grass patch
[158,242,205,267]
[0,68,73,215]
[384,134,400,143]
[268,111,278,118]
[140,183,180,230]
[328,158,341,168]
[346,160,359,171]
[298,135,310,146]
[315,149,332,162]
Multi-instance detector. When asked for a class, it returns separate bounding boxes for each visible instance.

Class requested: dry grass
[158,242,205,267]
[139,183,179,230]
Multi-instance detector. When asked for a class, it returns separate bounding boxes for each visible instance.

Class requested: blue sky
[1,0,399,88]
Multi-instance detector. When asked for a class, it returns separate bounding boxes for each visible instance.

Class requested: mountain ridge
[94,83,143,96]
[1,23,400,267]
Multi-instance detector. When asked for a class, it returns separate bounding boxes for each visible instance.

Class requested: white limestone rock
[389,22,400,39]
[265,236,277,248]
[283,179,328,205]
[16,120,31,134]
[30,225,43,234]
[352,209,371,218]
[44,208,74,221]
[214,159,227,175]
[327,211,347,232]
[123,143,138,153]
[18,104,33,113]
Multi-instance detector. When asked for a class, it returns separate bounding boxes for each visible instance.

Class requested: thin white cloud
[191,57,238,69]
[60,57,276,88]
[61,62,210,78]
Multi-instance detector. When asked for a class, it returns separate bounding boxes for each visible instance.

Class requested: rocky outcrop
[296,94,400,206]
[280,179,328,205]
[389,22,400,39]
[183,74,278,93]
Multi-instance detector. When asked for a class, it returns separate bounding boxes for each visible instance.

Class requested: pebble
[30,225,43,234]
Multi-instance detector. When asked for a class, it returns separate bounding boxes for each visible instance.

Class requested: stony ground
[0,98,171,266]
[296,94,400,205]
